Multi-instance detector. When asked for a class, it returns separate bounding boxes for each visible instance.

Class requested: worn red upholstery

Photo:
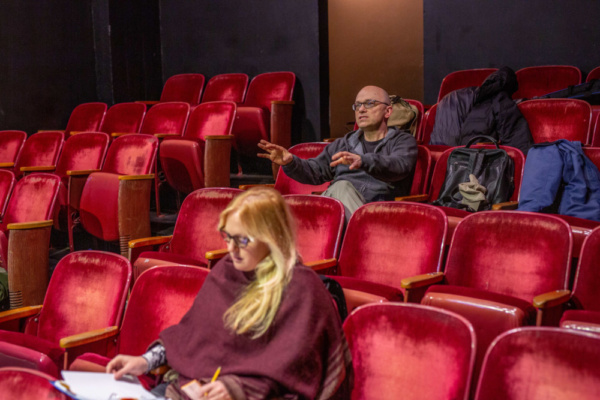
[284,195,344,263]
[159,74,205,105]
[139,101,190,137]
[420,103,436,144]
[344,303,475,400]
[559,226,600,333]
[63,102,107,139]
[405,99,425,139]
[0,130,26,167]
[13,131,64,179]
[438,68,498,102]
[411,145,432,195]
[591,106,600,146]
[160,101,236,194]
[474,327,600,400]
[273,142,330,195]
[586,66,600,82]
[70,265,208,373]
[0,367,68,399]
[518,98,592,144]
[422,211,572,390]
[202,73,249,104]
[0,171,15,221]
[330,202,447,304]
[232,71,295,156]
[513,65,582,100]
[99,102,147,136]
[52,132,110,231]
[131,188,241,280]
[0,251,131,377]
[76,135,158,253]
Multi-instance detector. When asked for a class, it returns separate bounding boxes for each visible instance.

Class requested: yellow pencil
[210,366,222,382]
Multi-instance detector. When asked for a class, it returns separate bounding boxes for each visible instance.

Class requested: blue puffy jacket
[517,140,600,221]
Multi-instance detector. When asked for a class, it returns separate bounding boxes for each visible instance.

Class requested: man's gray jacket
[282,127,418,202]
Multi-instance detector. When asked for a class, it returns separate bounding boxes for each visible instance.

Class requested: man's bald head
[355,86,390,104]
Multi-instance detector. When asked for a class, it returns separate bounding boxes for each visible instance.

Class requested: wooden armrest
[154,133,181,139]
[205,135,234,141]
[533,289,571,309]
[135,101,159,106]
[0,162,15,168]
[323,138,336,143]
[239,184,275,191]
[20,165,56,172]
[67,169,101,176]
[111,132,135,138]
[150,366,170,375]
[305,258,338,272]
[37,130,64,133]
[0,305,42,324]
[492,201,519,210]
[395,194,429,202]
[118,174,155,181]
[271,100,295,106]
[7,220,53,230]
[206,249,228,260]
[59,326,119,349]
[401,272,444,289]
[129,235,172,249]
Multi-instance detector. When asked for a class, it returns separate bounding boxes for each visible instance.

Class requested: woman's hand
[106,355,148,380]
[182,380,232,400]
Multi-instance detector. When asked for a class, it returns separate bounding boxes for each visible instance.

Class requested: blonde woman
[107,187,352,400]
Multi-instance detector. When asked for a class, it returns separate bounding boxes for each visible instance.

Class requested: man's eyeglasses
[351,100,390,111]
[220,230,253,248]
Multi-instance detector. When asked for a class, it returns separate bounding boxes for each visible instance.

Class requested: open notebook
[53,371,160,400]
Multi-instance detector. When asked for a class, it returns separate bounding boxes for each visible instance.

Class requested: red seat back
[586,66,600,82]
[411,145,432,195]
[0,367,68,399]
[0,171,15,220]
[338,202,447,288]
[202,73,249,104]
[55,133,110,177]
[284,195,344,262]
[438,68,498,102]
[513,65,582,99]
[100,102,147,135]
[14,131,64,179]
[160,74,205,105]
[420,104,437,144]
[0,131,27,165]
[64,102,107,138]
[570,226,600,312]
[139,102,190,137]
[344,303,475,400]
[244,72,296,111]
[102,134,158,176]
[274,142,330,195]
[35,251,131,344]
[475,327,600,400]
[445,211,572,302]
[518,99,592,144]
[183,101,236,141]
[118,265,208,356]
[405,98,425,139]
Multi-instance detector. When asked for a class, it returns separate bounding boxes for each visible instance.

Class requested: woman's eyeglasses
[220,230,253,248]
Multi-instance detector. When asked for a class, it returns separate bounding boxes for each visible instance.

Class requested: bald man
[258,85,417,222]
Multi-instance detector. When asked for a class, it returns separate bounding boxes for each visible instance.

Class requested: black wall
[159,0,328,142]
[424,0,600,104]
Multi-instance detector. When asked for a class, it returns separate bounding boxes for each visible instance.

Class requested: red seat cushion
[0,331,64,377]
[332,275,403,301]
[560,310,600,334]
[134,251,208,281]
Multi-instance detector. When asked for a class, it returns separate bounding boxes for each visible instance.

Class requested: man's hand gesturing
[330,151,362,170]
[257,140,293,166]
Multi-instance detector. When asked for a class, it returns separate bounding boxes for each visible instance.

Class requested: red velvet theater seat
[518,98,592,144]
[344,303,475,400]
[0,170,15,222]
[513,65,582,100]
[0,367,68,399]
[586,66,600,82]
[0,130,27,169]
[231,71,295,173]
[310,201,447,310]
[438,68,498,102]
[201,73,249,104]
[1,173,61,307]
[73,134,158,256]
[129,188,241,281]
[138,73,205,106]
[420,211,572,391]
[560,226,600,333]
[284,195,344,263]
[63,102,107,139]
[69,265,208,375]
[98,102,147,136]
[12,131,64,179]
[0,251,131,378]
[474,327,600,400]
[271,142,330,195]
[160,101,237,194]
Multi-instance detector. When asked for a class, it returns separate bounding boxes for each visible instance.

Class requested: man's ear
[384,105,393,119]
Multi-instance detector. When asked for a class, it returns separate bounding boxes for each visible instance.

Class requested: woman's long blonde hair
[219,187,297,338]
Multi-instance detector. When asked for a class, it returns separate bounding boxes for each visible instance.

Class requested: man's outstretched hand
[331,151,362,170]
[257,140,293,166]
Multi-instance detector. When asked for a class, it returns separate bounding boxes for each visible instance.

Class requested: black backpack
[319,275,348,322]
[432,136,514,211]
[539,80,600,105]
